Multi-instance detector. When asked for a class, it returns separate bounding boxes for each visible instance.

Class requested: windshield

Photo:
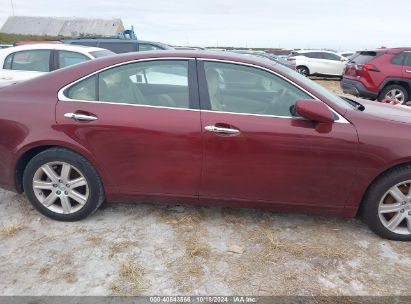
[275,64,355,111]
[89,50,116,58]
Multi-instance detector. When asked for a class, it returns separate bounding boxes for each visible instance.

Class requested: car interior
[98,61,190,108]
[204,63,312,116]
[67,60,312,116]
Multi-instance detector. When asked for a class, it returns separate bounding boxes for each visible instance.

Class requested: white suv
[288,50,347,77]
[0,44,114,87]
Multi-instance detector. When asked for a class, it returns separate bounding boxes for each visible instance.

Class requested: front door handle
[205,125,240,135]
[405,70,411,73]
[64,112,98,122]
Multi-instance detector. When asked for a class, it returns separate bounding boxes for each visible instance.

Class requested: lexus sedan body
[1,51,411,241]
[0,44,114,87]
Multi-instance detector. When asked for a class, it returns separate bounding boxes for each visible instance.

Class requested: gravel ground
[1,80,410,296]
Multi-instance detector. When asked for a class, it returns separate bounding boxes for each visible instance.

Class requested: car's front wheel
[23,148,105,221]
[361,165,411,241]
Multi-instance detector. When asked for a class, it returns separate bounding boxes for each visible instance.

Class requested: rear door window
[98,60,190,108]
[58,51,90,68]
[98,42,137,53]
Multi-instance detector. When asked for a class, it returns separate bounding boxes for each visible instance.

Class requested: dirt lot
[1,80,410,296]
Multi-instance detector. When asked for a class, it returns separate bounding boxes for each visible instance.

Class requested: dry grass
[158,209,205,227]
[312,78,343,95]
[284,271,298,281]
[38,265,51,276]
[186,241,210,258]
[1,223,24,237]
[62,272,76,283]
[113,261,148,295]
[110,240,139,254]
[109,283,125,296]
[86,236,103,245]
[76,227,89,233]
[120,261,144,281]
[170,259,205,292]
[258,229,354,261]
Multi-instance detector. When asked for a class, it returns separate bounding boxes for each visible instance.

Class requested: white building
[0,16,125,37]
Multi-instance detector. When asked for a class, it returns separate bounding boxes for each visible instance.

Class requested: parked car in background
[230,50,295,69]
[266,49,293,58]
[0,44,12,49]
[13,41,63,46]
[341,48,411,105]
[63,38,173,53]
[338,51,355,58]
[0,44,114,87]
[288,50,347,77]
[174,46,206,50]
[1,51,411,240]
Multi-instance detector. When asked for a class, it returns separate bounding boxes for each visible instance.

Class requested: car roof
[64,38,169,45]
[0,43,106,54]
[295,49,338,54]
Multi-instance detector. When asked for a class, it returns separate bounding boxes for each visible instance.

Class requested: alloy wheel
[32,161,89,214]
[378,181,411,235]
[296,67,308,76]
[385,89,405,104]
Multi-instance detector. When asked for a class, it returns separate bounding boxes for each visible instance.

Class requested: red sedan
[0,51,411,241]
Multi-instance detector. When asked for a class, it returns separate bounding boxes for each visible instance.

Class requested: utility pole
[10,0,15,16]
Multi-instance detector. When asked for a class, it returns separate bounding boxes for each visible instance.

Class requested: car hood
[353,98,411,124]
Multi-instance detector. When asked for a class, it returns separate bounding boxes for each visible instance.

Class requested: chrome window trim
[57,57,350,124]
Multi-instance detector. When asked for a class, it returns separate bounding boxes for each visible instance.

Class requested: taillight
[356,64,380,72]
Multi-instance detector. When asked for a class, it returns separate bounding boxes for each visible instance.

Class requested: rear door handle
[405,70,411,73]
[205,125,240,135]
[64,112,98,122]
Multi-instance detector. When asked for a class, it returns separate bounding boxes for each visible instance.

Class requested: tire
[296,66,309,77]
[361,165,411,241]
[23,147,105,221]
[378,84,409,105]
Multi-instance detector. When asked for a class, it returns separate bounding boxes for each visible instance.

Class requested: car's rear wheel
[23,148,105,221]
[296,66,309,77]
[379,84,409,105]
[361,165,411,241]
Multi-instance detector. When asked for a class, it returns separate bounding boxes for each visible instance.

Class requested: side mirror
[295,99,335,123]
[340,57,347,62]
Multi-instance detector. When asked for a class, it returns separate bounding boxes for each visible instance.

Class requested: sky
[0,0,410,51]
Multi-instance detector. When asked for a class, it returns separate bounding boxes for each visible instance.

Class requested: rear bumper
[341,78,378,100]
